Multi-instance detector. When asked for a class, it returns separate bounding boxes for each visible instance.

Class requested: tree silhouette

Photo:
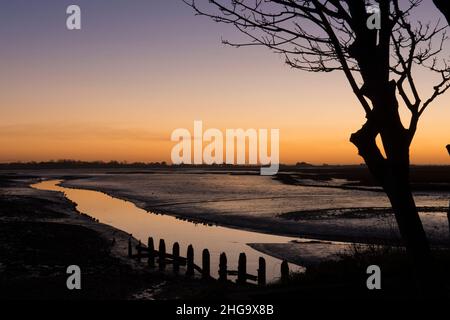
[186,0,450,286]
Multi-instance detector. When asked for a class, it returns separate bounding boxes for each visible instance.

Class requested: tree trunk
[383,165,431,267]
[350,95,436,293]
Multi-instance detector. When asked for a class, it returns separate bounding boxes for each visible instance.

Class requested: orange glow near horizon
[1,62,448,164]
[1,106,448,165]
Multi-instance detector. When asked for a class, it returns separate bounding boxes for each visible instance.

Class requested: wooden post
[237,253,247,284]
[159,239,166,271]
[137,240,142,262]
[447,145,450,240]
[258,257,266,286]
[281,260,289,283]
[186,245,194,277]
[219,252,227,282]
[202,249,210,280]
[148,237,155,268]
[173,242,180,274]
[447,200,450,239]
[128,237,132,258]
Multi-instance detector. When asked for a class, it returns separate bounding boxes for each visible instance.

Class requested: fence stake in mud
[258,257,266,286]
[137,240,142,262]
[237,253,247,284]
[173,242,180,274]
[219,252,227,282]
[148,237,155,268]
[128,237,132,258]
[186,245,194,277]
[447,199,450,239]
[159,239,166,271]
[281,260,289,283]
[445,146,450,240]
[202,249,210,280]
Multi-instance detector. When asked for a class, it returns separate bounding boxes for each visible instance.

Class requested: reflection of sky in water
[33,180,304,283]
[63,173,449,218]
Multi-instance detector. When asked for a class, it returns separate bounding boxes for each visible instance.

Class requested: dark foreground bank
[0,175,263,300]
[1,175,450,300]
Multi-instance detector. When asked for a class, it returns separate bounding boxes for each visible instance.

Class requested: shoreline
[2,172,450,300]
[1,176,249,299]
[59,177,449,247]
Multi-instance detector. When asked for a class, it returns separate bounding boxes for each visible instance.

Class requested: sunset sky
[0,0,449,164]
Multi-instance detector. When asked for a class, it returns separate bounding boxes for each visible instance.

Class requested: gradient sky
[0,0,449,164]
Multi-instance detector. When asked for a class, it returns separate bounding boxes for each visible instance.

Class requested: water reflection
[33,180,303,282]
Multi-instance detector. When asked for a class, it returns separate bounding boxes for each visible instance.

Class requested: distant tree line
[0,160,169,169]
[0,160,330,170]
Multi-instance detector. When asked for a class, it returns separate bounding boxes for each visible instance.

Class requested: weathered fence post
[237,253,247,284]
[159,239,166,271]
[281,260,289,283]
[258,257,266,286]
[173,242,180,274]
[137,240,142,262]
[219,252,227,282]
[186,245,194,277]
[148,237,155,268]
[202,249,210,280]
[447,200,450,239]
[128,237,132,258]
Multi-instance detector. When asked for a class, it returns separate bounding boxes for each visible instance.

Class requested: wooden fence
[128,236,290,286]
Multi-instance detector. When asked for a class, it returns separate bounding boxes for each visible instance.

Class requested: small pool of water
[33,180,304,282]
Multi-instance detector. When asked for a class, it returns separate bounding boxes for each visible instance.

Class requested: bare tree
[185,0,450,285]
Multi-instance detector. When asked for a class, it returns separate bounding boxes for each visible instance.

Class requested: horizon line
[0,160,448,167]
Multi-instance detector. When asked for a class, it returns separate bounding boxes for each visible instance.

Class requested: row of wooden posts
[128,236,290,286]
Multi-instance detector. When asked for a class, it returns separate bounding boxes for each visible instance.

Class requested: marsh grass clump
[270,244,450,299]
